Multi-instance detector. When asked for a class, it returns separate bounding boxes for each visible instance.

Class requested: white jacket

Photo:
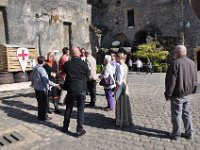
[100,63,116,89]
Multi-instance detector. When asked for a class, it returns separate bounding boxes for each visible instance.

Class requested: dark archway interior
[113,33,130,47]
[197,51,200,70]
[134,30,148,46]
[190,0,200,21]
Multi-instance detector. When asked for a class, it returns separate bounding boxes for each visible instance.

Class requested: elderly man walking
[165,45,197,140]
[62,47,90,137]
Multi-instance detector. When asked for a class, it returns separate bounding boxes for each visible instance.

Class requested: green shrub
[96,65,103,73]
[159,63,168,72]
[134,42,169,61]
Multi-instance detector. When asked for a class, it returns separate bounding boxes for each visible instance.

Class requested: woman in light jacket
[99,55,116,111]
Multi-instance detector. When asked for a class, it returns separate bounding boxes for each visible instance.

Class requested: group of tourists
[31,44,197,140]
[31,46,132,136]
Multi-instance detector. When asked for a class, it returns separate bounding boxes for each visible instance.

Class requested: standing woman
[43,52,61,114]
[80,48,86,61]
[32,56,60,121]
[99,55,116,111]
[114,50,133,127]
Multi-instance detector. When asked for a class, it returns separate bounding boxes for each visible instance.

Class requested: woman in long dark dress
[43,52,61,114]
[114,51,133,127]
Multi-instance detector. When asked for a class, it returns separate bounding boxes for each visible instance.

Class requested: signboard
[17,48,29,73]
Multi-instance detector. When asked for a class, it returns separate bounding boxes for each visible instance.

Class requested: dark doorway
[134,30,148,46]
[0,6,9,44]
[197,50,200,70]
[63,22,72,50]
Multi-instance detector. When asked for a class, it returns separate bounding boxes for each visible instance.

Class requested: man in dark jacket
[63,47,90,137]
[165,45,197,140]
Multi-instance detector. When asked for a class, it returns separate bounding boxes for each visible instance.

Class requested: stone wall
[0,0,8,6]
[1,0,92,56]
[1,0,200,59]
[95,0,200,58]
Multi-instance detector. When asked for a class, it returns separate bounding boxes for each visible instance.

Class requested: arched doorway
[194,47,200,70]
[134,30,148,46]
[113,33,130,47]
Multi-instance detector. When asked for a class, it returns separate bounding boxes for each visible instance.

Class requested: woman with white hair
[99,55,116,111]
[114,50,133,127]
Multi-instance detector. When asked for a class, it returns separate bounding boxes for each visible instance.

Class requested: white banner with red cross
[17,48,29,73]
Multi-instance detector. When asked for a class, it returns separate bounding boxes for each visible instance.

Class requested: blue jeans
[171,96,193,137]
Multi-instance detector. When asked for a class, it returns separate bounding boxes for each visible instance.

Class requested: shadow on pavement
[0,92,36,100]
[1,99,37,111]
[0,103,63,132]
[0,97,169,139]
[70,111,169,139]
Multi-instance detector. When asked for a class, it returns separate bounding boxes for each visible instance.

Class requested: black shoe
[181,133,193,140]
[46,117,52,121]
[76,129,86,137]
[62,126,68,133]
[38,116,52,121]
[87,103,95,107]
[59,102,65,106]
[54,109,61,114]
[168,133,180,140]
[47,110,53,114]
[104,107,112,111]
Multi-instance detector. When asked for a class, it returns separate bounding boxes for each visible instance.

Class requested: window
[127,9,135,27]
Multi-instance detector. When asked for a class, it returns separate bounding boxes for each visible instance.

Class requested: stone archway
[113,33,130,47]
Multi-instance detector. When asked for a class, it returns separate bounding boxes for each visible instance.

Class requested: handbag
[99,75,114,86]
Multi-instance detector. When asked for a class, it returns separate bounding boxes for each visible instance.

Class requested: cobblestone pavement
[0,72,200,150]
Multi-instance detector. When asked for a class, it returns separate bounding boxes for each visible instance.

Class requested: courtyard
[0,72,199,150]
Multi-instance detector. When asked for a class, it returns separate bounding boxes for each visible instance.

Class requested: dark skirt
[49,86,58,97]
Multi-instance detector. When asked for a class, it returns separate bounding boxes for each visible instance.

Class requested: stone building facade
[92,0,200,60]
[0,0,92,56]
[1,0,200,63]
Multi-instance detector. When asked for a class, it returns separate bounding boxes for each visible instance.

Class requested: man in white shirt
[86,50,97,107]
[135,58,142,75]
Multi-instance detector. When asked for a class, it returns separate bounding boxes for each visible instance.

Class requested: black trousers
[63,92,86,132]
[35,90,48,120]
[147,66,152,74]
[87,80,96,105]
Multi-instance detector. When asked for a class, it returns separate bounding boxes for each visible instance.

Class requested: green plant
[134,42,169,61]
[96,65,103,73]
[160,63,168,72]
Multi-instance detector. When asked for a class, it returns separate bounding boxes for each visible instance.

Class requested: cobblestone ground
[0,72,200,150]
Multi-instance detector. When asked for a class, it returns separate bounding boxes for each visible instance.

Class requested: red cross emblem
[18,50,28,60]
[17,48,29,72]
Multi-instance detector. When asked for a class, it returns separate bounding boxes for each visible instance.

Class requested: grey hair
[104,55,111,63]
[175,45,187,56]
